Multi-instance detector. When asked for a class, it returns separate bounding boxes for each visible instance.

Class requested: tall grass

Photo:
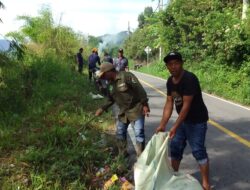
[0,52,129,189]
[185,60,250,105]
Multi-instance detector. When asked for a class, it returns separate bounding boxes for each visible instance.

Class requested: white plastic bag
[134,132,203,190]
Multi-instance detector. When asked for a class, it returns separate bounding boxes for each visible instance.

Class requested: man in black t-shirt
[156,52,210,190]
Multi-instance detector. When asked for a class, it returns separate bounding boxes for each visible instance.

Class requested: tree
[88,35,101,48]
[138,7,153,28]
[124,25,158,61]
[138,13,145,28]
[131,0,249,66]
[17,7,54,44]
[13,6,83,60]
[144,7,153,17]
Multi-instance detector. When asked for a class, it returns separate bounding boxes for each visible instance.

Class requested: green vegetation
[126,0,250,105]
[1,0,250,188]
[137,60,250,105]
[0,7,129,189]
[0,55,129,189]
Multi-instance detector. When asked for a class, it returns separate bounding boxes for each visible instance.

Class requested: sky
[0,0,159,37]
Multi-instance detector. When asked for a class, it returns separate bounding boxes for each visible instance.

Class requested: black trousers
[78,64,83,73]
[88,69,94,80]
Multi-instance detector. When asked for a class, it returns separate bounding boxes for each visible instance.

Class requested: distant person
[113,48,128,72]
[103,51,113,64]
[76,48,84,73]
[156,52,211,190]
[88,48,101,81]
[99,51,113,96]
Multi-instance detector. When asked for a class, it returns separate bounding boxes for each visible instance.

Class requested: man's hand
[95,108,103,116]
[143,105,150,117]
[155,125,165,133]
[169,126,177,139]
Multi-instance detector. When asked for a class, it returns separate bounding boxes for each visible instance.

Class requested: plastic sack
[134,132,203,190]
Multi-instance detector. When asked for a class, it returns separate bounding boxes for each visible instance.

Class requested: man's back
[88,53,100,69]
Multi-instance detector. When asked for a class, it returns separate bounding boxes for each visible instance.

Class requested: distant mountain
[98,31,131,51]
[0,39,10,51]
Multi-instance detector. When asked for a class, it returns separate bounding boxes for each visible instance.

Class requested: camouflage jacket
[101,71,148,123]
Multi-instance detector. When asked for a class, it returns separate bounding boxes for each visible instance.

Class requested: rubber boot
[136,141,145,157]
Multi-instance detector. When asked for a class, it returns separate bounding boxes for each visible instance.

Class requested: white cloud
[0,0,158,36]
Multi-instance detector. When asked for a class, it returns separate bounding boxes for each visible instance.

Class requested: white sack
[134,132,203,190]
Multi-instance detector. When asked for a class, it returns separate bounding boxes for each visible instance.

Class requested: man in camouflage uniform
[95,63,150,156]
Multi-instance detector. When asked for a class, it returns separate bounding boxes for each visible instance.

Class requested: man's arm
[97,56,101,66]
[95,97,115,116]
[156,95,173,133]
[169,95,193,138]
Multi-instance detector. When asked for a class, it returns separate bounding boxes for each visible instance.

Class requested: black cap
[163,52,183,64]
[118,48,123,53]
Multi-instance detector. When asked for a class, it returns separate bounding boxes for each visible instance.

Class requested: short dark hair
[118,48,123,53]
[79,48,83,51]
[163,52,183,64]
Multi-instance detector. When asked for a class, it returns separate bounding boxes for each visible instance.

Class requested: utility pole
[158,0,164,61]
[159,0,164,10]
[145,46,152,66]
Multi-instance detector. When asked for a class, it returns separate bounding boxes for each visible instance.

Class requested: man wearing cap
[156,52,210,190]
[113,48,129,72]
[95,63,150,157]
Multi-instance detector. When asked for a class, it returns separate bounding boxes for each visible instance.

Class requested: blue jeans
[116,115,145,143]
[170,122,208,164]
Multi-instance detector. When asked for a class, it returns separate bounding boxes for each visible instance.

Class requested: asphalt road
[128,71,250,190]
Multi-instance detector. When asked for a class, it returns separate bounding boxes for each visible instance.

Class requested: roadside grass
[136,60,250,105]
[186,60,250,105]
[0,55,130,189]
